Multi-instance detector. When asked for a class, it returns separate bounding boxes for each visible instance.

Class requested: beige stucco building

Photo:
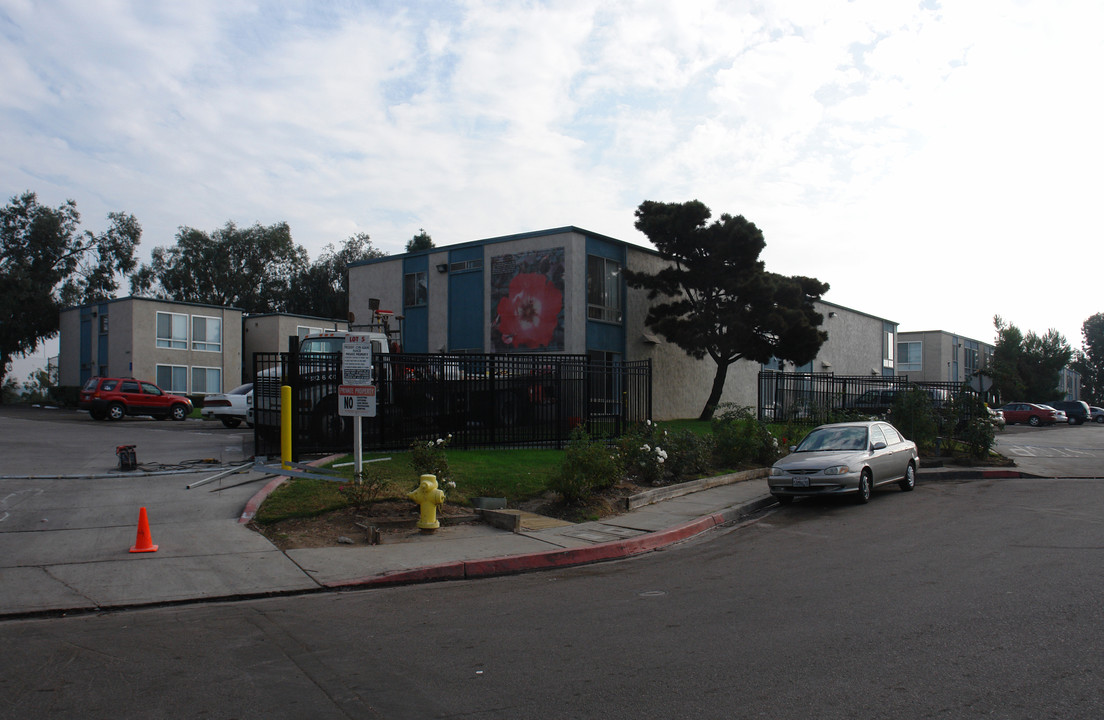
[59,297,243,395]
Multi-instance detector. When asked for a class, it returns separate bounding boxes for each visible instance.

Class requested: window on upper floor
[192,316,222,352]
[897,341,922,372]
[587,255,622,323]
[404,271,428,307]
[156,312,188,349]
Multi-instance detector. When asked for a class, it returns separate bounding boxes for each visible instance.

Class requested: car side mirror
[871,441,887,451]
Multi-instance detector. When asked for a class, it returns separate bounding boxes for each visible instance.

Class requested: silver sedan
[768,421,919,505]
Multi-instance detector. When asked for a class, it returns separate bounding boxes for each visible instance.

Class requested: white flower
[640,444,651,452]
[447,480,456,488]
[436,438,445,445]
[657,457,665,464]
[646,420,652,426]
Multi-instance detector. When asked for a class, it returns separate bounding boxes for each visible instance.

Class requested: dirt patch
[252,482,648,550]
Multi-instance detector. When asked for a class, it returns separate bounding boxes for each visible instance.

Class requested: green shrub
[711,404,780,467]
[550,426,621,504]
[664,429,715,482]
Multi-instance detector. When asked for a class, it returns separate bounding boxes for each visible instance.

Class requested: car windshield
[301,338,344,353]
[795,427,868,452]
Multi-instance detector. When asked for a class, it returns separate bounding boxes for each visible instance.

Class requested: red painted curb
[320,513,729,590]
[331,561,467,588]
[239,476,288,523]
[239,454,344,524]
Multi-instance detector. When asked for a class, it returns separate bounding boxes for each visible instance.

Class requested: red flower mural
[495,272,563,349]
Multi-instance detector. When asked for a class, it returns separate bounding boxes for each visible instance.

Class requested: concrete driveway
[0,405,317,614]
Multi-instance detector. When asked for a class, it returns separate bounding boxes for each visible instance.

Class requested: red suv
[79,377,193,421]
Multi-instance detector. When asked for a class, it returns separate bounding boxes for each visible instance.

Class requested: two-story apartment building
[348,226,899,420]
[59,297,243,396]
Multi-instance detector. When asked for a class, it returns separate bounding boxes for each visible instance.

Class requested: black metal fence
[253,351,652,459]
[757,371,984,426]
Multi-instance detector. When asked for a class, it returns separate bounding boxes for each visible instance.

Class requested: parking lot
[994,422,1104,478]
[0,404,254,477]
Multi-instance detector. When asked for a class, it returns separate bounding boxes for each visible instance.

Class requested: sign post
[340,335,377,483]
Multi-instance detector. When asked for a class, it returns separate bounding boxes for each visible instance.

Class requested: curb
[238,454,344,524]
[326,495,779,590]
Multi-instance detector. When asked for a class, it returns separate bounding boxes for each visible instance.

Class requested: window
[156,312,188,349]
[99,314,109,333]
[297,325,323,339]
[883,330,894,368]
[192,316,222,352]
[156,365,188,393]
[897,341,922,372]
[404,271,428,307]
[120,380,140,393]
[449,259,482,272]
[191,366,221,395]
[587,255,622,322]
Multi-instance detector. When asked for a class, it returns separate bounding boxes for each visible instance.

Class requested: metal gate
[253,351,652,459]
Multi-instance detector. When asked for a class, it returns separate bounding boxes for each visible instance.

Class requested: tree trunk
[698,360,730,421]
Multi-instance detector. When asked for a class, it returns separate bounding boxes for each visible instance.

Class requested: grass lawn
[252,416,807,525]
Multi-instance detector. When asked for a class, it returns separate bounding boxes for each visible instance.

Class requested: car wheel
[1096,416,1104,424]
[107,403,126,421]
[170,404,189,421]
[772,494,793,506]
[221,417,242,428]
[1069,417,1077,425]
[898,462,916,492]
[855,469,872,504]
[1028,415,1041,427]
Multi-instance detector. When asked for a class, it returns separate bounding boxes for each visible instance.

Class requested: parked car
[1041,405,1068,424]
[767,421,919,505]
[1091,406,1104,423]
[987,405,1006,429]
[79,377,193,421]
[843,386,948,417]
[200,383,253,428]
[1045,400,1091,425]
[999,402,1058,426]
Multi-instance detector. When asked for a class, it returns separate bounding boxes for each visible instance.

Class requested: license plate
[792,477,809,488]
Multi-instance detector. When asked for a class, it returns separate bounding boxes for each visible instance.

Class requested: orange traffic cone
[129,507,159,553]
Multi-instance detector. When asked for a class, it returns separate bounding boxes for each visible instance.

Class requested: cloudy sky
[3,0,1102,380]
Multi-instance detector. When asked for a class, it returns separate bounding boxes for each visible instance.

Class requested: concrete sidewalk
[0,462,1035,620]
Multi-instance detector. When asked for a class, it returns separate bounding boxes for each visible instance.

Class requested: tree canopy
[130,221,307,314]
[1072,313,1104,405]
[285,232,387,319]
[0,191,140,389]
[406,228,434,252]
[986,315,1072,403]
[625,199,829,420]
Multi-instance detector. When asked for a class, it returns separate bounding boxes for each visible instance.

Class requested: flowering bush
[617,420,670,485]
[409,435,455,492]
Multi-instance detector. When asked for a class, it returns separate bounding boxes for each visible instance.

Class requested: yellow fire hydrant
[408,474,445,531]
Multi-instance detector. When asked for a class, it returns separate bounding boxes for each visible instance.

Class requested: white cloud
[2,0,1102,366]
